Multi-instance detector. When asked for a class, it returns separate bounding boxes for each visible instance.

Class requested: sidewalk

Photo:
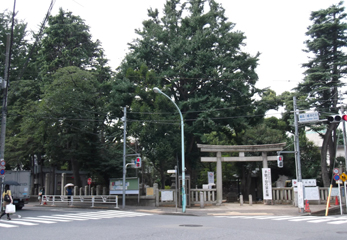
[126,203,338,216]
[27,199,343,217]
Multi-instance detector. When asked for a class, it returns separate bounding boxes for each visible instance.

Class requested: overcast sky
[2,0,344,95]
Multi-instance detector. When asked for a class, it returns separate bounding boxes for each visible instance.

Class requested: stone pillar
[45,173,50,195]
[216,151,223,205]
[61,173,65,195]
[262,152,268,168]
[153,183,159,207]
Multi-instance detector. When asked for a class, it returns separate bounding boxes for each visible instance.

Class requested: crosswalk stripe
[0,223,18,228]
[20,218,56,224]
[5,220,38,226]
[0,210,152,228]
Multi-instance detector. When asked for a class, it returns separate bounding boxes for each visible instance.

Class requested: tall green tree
[37,8,100,81]
[296,1,347,187]
[118,0,266,184]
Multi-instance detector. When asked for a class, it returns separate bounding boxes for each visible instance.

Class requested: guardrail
[42,195,118,208]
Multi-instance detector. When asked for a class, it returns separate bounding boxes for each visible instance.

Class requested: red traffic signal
[135,157,141,168]
[277,155,283,168]
[342,115,347,121]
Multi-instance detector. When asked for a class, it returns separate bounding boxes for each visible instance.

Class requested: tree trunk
[71,158,82,188]
[320,123,337,187]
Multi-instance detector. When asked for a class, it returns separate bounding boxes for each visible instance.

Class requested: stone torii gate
[197,143,286,205]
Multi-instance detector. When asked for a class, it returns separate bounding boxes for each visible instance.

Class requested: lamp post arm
[153,87,186,213]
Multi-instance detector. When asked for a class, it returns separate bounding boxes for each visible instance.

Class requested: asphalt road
[1,206,347,240]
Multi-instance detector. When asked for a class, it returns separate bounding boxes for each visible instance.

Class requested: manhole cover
[179,224,203,227]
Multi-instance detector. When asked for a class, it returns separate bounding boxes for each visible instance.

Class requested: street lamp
[153,87,186,213]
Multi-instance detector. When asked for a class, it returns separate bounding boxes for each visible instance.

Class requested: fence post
[249,194,252,206]
[84,185,88,196]
[240,195,243,206]
[200,191,205,208]
[92,196,95,207]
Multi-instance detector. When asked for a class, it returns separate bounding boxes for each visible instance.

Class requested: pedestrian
[66,186,73,205]
[38,187,45,205]
[0,185,13,220]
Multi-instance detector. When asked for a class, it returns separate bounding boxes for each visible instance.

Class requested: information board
[109,177,139,194]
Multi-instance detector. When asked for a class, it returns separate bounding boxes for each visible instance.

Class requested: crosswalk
[215,215,347,225]
[0,210,152,228]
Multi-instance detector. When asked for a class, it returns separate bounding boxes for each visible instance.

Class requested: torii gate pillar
[216,151,222,205]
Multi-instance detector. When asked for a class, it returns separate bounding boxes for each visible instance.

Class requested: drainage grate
[179,224,203,227]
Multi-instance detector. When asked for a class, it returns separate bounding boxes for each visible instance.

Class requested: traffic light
[277,155,283,168]
[327,115,341,123]
[135,157,141,168]
[342,115,347,121]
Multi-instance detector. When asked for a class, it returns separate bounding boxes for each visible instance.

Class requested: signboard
[340,173,347,182]
[0,160,5,170]
[333,174,340,182]
[294,187,320,200]
[262,168,272,200]
[292,179,316,187]
[87,178,92,185]
[109,177,139,194]
[333,168,340,175]
[208,172,214,184]
[330,187,339,197]
[0,169,4,175]
[297,182,304,208]
[298,112,319,122]
[161,190,174,202]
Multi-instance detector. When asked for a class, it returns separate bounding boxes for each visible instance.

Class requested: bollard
[84,185,88,196]
[249,194,252,206]
[240,195,243,206]
[200,192,205,208]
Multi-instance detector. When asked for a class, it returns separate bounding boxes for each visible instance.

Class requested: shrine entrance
[197,143,286,205]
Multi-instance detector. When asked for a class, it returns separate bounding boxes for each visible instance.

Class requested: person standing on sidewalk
[38,188,45,205]
[0,185,13,220]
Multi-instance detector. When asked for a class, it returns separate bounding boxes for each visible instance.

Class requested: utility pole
[341,106,347,172]
[293,96,304,212]
[122,107,127,209]
[0,34,11,162]
[0,34,11,208]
